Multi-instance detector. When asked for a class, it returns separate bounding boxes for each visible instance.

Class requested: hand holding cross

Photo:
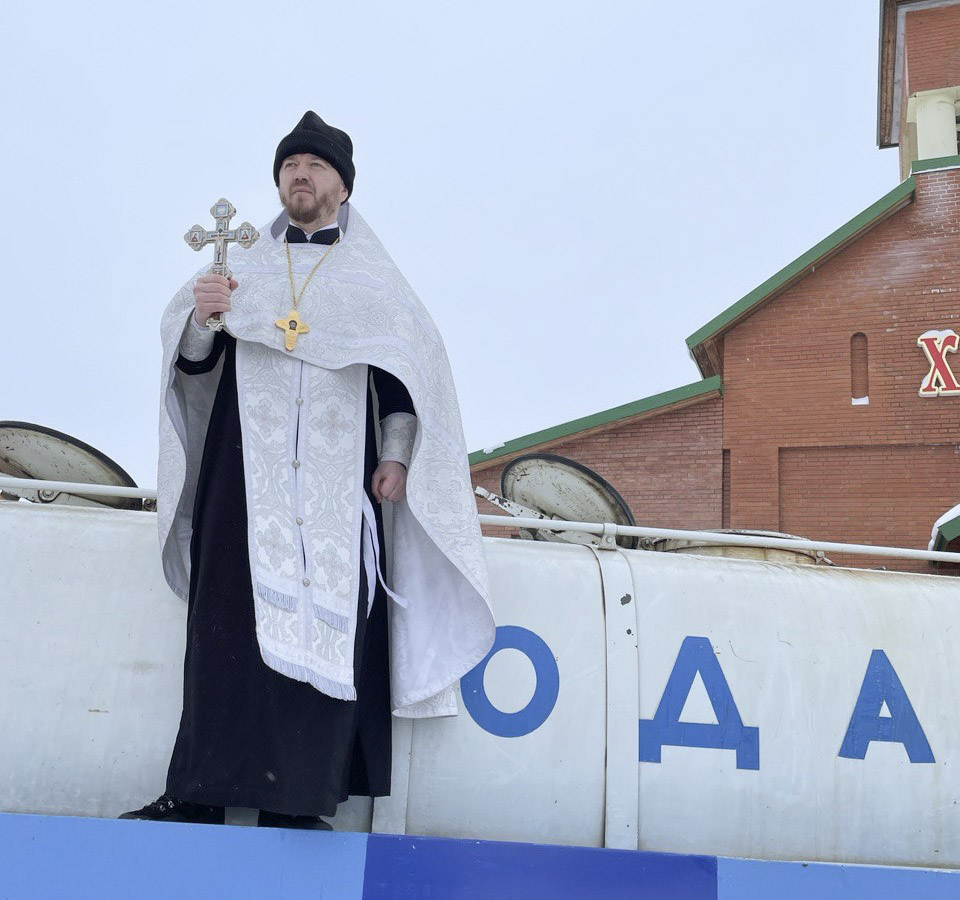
[184,199,259,331]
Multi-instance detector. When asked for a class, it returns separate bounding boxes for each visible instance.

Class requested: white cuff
[178,311,216,361]
[379,412,417,469]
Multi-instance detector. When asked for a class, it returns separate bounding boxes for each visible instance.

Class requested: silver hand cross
[184,198,259,331]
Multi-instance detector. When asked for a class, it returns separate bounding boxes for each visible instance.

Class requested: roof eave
[469,376,723,470]
[877,0,899,148]
[685,176,917,377]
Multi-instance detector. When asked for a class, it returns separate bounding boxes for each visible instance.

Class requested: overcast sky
[0,0,899,487]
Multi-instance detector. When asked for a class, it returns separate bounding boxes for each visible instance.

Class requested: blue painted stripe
[0,812,368,900]
[363,833,718,900]
[718,857,960,899]
[5,811,960,900]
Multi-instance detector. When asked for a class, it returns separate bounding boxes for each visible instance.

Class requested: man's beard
[281,184,339,227]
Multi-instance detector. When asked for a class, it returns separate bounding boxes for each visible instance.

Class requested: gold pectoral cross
[276,309,310,351]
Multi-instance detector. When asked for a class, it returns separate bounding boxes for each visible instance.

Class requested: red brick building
[471,0,960,572]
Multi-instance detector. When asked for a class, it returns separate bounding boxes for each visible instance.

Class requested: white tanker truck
[2,449,960,876]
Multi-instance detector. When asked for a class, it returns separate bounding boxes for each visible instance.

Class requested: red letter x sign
[918,329,960,397]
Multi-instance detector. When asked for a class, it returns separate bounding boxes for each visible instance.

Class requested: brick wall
[904,5,960,97]
[471,397,723,539]
[898,4,960,163]
[721,168,960,571]
[779,444,960,571]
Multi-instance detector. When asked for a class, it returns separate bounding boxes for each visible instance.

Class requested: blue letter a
[839,649,934,763]
[639,636,759,770]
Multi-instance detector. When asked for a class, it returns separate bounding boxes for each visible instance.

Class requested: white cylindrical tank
[2,502,960,869]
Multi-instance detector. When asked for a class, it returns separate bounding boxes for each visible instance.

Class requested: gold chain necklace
[275,235,340,351]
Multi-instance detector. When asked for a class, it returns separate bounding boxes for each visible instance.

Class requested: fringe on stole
[259,647,357,701]
[256,581,297,611]
[312,603,348,633]
[256,581,350,633]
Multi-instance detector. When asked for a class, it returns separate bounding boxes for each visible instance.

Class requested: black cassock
[166,330,414,817]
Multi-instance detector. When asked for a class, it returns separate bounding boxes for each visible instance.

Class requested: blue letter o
[460,625,560,738]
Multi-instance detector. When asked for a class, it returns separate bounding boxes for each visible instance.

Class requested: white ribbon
[361,491,409,615]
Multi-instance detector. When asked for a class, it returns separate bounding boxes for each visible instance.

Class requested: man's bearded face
[278,153,347,228]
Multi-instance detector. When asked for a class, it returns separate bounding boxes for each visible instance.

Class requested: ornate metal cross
[184,198,259,330]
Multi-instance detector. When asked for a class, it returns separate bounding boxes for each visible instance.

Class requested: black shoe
[119,794,225,825]
[257,809,332,830]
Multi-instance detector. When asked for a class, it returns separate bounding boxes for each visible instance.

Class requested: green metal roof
[932,510,960,553]
[469,376,723,468]
[686,176,917,376]
[911,154,960,174]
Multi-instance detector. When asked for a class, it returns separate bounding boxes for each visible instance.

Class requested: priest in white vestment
[121,112,495,829]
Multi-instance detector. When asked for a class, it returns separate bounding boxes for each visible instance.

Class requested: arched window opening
[851,332,869,405]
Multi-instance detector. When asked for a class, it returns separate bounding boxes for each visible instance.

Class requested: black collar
[286,224,339,245]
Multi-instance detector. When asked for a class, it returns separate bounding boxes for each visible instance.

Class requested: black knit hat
[273,111,355,197]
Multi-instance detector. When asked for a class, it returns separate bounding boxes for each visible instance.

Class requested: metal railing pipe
[0,476,157,501]
[2,479,958,565]
[477,515,960,565]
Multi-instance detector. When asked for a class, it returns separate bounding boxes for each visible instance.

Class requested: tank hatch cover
[487,453,638,549]
[0,421,140,510]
